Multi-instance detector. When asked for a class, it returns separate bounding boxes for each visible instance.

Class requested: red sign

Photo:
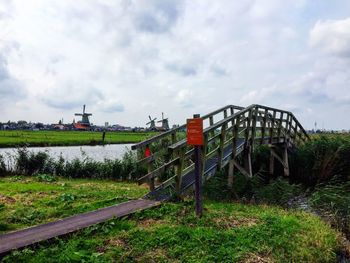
[187,118,204,145]
[144,147,152,157]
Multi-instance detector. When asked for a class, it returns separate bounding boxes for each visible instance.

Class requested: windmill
[74,105,92,130]
[146,115,157,130]
[158,112,169,130]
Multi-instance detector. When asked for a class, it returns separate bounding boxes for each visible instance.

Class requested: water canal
[0,144,131,166]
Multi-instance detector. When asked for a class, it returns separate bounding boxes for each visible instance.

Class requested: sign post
[187,114,203,217]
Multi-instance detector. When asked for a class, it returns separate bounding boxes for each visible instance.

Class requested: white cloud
[309,18,350,57]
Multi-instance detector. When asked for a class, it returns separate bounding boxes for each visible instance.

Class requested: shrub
[291,136,350,186]
[0,154,7,176]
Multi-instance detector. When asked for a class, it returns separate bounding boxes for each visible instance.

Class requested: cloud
[166,63,197,76]
[41,85,104,110]
[175,89,194,108]
[133,0,183,34]
[97,100,125,113]
[309,18,350,57]
[0,54,26,104]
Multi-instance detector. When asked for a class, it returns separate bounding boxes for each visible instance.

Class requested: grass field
[0,130,155,148]
[0,176,342,262]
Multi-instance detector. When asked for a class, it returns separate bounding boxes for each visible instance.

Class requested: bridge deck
[0,199,159,255]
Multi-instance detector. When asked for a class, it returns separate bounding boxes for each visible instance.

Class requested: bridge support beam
[147,162,155,192]
[243,144,253,178]
[227,159,235,188]
[268,144,289,177]
[174,148,185,198]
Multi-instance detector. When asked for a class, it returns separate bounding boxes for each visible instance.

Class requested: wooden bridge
[0,104,309,255]
[132,104,309,201]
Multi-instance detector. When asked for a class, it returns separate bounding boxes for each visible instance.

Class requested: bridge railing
[132,105,244,190]
[132,104,309,193]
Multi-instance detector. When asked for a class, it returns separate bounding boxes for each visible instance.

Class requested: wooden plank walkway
[0,199,159,255]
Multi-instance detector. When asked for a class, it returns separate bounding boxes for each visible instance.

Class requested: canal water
[0,144,131,163]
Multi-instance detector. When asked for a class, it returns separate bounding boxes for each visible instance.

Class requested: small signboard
[187,118,204,145]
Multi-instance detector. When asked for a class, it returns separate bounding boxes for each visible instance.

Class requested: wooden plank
[269,110,276,144]
[217,123,227,170]
[0,199,159,255]
[232,159,251,178]
[260,108,268,144]
[175,148,185,195]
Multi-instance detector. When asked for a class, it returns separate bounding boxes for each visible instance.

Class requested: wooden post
[251,107,257,152]
[228,159,235,188]
[260,108,267,144]
[228,118,238,188]
[175,148,185,196]
[283,144,290,177]
[102,131,106,143]
[269,111,276,144]
[147,161,155,191]
[209,116,215,148]
[277,112,284,141]
[187,114,203,217]
[193,114,203,217]
[269,148,274,175]
[243,143,253,178]
[217,123,227,170]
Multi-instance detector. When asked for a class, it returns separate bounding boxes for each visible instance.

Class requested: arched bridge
[132,104,309,201]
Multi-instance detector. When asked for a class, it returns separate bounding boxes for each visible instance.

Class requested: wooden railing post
[269,111,276,144]
[283,143,290,177]
[201,134,208,181]
[243,143,253,178]
[217,123,227,170]
[145,144,155,192]
[260,108,268,144]
[209,116,215,148]
[228,118,238,188]
[251,107,257,152]
[174,148,185,196]
[277,112,283,140]
[269,148,275,175]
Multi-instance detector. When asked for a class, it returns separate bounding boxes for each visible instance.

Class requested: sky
[0,0,350,130]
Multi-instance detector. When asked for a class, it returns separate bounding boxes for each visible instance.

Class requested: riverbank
[0,130,155,148]
[0,176,342,262]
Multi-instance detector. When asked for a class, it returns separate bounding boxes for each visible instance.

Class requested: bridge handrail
[167,104,308,151]
[133,103,310,195]
[131,104,244,150]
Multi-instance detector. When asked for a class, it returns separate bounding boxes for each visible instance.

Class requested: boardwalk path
[0,199,159,255]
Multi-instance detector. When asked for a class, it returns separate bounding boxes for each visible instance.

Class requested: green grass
[0,130,155,147]
[0,176,148,233]
[0,177,342,262]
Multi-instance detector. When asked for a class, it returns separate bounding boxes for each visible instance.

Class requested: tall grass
[291,135,350,186]
[1,148,145,181]
[0,154,6,176]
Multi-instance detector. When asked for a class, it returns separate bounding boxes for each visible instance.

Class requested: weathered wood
[283,144,290,177]
[269,111,276,144]
[232,159,251,178]
[175,148,185,196]
[217,123,227,170]
[132,103,309,201]
[147,161,155,191]
[227,159,235,188]
[260,108,268,144]
[269,150,275,175]
[0,199,160,255]
[251,107,257,152]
